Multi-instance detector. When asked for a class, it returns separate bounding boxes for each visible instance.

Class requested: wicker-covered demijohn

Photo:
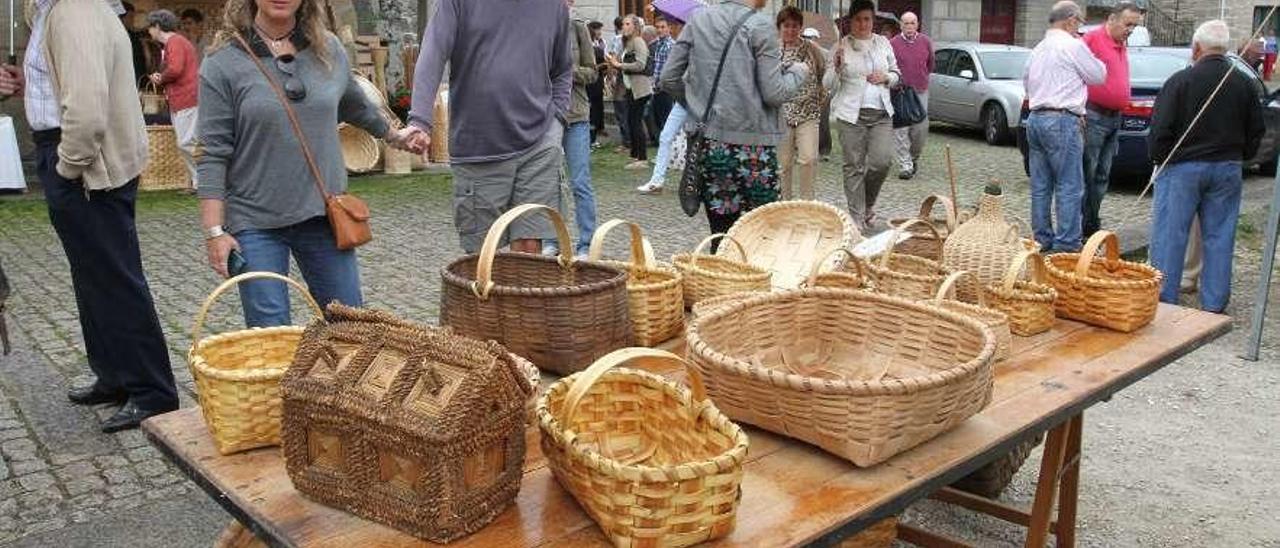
[1044,230,1162,332]
[188,272,323,455]
[281,305,536,543]
[720,200,860,289]
[686,288,996,466]
[537,348,749,548]
[587,219,684,346]
[984,249,1058,336]
[889,194,957,262]
[440,204,632,375]
[942,186,1027,287]
[672,234,771,308]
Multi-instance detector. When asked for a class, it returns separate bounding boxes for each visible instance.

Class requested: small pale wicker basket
[587,219,684,347]
[671,234,771,308]
[866,219,957,301]
[984,249,1058,336]
[889,194,957,262]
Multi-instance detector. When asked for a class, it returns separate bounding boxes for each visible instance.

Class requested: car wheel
[983,103,1012,146]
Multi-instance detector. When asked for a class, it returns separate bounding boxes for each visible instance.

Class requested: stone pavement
[0,126,1276,546]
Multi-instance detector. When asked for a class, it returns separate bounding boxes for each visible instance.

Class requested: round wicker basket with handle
[865,219,956,301]
[671,234,771,308]
[932,271,1011,362]
[719,200,860,289]
[984,249,1058,336]
[188,272,323,455]
[1044,230,1162,332]
[338,123,381,174]
[587,219,684,347]
[537,348,749,548]
[686,288,995,467]
[803,247,875,291]
[889,194,957,262]
[439,204,632,375]
[140,80,167,115]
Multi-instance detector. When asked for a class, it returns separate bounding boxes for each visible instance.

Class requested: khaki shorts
[451,125,564,253]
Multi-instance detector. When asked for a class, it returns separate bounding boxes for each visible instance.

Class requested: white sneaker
[636,182,664,194]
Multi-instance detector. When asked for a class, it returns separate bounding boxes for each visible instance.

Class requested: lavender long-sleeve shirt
[408,0,572,163]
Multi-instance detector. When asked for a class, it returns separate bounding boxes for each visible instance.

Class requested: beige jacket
[619,36,653,99]
[44,0,148,189]
[823,34,901,125]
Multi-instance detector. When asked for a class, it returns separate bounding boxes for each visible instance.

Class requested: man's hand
[405,130,431,161]
[385,126,428,154]
[0,65,24,98]
[206,234,240,279]
[867,71,888,85]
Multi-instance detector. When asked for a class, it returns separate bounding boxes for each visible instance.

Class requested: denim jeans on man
[234,217,363,327]
[1148,160,1242,313]
[1027,111,1086,252]
[563,121,597,255]
[1081,109,1121,236]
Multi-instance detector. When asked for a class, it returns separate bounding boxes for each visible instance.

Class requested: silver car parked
[928,43,1031,145]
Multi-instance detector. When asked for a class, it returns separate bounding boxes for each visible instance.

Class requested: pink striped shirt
[1024,29,1107,115]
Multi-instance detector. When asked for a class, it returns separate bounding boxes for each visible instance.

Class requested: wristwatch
[204,225,227,240]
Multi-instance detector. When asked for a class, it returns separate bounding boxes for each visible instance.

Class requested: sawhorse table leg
[897,414,1084,548]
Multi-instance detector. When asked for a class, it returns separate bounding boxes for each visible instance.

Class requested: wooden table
[145,304,1229,548]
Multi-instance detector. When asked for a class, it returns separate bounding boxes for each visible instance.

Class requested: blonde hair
[212,0,333,67]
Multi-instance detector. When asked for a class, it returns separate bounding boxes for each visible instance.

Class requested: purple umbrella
[651,0,704,24]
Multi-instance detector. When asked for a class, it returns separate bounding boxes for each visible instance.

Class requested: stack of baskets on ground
[440,204,632,374]
[537,348,749,548]
[720,200,861,289]
[281,305,539,543]
[672,234,771,308]
[1044,230,1162,332]
[588,219,684,346]
[141,126,191,191]
[687,288,996,466]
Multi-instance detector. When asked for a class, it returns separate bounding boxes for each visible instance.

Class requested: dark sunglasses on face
[275,54,306,102]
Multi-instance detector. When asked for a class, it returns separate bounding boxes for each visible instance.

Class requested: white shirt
[1024,28,1107,115]
[23,0,60,131]
[856,39,885,110]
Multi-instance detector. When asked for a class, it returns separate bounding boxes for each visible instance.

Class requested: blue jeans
[234,217,363,327]
[1149,160,1242,313]
[1082,110,1121,236]
[648,102,688,185]
[1027,111,1086,252]
[563,121,597,255]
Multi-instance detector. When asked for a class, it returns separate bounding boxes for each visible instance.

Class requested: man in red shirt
[146,10,200,191]
[1080,2,1142,237]
[889,11,932,180]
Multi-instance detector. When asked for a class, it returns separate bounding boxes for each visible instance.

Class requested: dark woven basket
[440,205,633,375]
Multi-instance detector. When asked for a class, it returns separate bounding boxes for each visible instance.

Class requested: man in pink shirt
[1081,2,1143,238]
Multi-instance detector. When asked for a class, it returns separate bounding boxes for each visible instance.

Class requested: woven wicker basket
[803,247,874,291]
[984,250,1058,336]
[866,220,955,301]
[188,272,323,455]
[889,194,957,262]
[440,204,632,375]
[383,144,414,174]
[140,126,191,191]
[932,271,1011,362]
[338,123,381,174]
[687,289,996,466]
[587,219,684,347]
[1044,231,1162,332]
[720,200,860,289]
[430,92,450,163]
[942,191,1026,288]
[672,234,771,308]
[140,81,166,115]
[537,348,749,548]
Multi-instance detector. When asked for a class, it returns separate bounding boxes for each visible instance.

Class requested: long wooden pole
[945,144,958,209]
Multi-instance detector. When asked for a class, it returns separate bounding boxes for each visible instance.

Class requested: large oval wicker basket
[338,123,381,174]
[1044,230,1162,332]
[984,249,1058,336]
[440,204,632,375]
[686,288,996,467]
[889,194,957,262]
[188,272,323,455]
[720,200,860,289]
[587,219,684,347]
[672,234,771,308]
[537,348,749,548]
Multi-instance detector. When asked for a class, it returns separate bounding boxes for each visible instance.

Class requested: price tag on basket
[851,230,911,259]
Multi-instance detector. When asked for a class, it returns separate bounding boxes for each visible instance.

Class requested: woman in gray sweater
[197,0,421,327]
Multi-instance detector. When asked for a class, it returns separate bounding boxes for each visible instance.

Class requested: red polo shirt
[1082,26,1130,111]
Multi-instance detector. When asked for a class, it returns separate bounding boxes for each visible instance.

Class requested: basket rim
[671,253,771,282]
[983,280,1058,303]
[686,287,997,396]
[597,259,684,293]
[441,252,629,298]
[865,253,950,282]
[1043,253,1163,290]
[187,325,304,382]
[535,366,749,480]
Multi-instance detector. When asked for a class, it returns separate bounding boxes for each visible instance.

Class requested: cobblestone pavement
[0,126,1277,546]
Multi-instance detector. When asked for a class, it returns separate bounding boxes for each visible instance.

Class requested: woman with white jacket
[824,0,901,230]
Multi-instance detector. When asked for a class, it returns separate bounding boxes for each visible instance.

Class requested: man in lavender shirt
[1023,1,1106,253]
[890,12,932,180]
[408,0,573,254]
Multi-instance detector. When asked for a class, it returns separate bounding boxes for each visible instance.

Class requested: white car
[928,42,1031,145]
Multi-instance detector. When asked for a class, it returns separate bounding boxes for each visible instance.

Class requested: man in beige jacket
[0,0,178,432]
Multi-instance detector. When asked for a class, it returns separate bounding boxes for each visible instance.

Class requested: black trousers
[34,130,178,411]
[626,91,650,161]
[651,91,674,139]
[588,80,605,139]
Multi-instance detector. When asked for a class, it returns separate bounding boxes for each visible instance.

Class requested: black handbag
[891,86,927,129]
[679,10,756,217]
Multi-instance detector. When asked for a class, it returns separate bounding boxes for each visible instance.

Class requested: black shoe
[101,401,177,433]
[67,384,128,406]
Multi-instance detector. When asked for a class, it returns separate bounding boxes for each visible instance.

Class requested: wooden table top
[144,304,1229,548]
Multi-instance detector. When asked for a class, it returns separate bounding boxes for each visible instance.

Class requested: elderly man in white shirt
[1024,0,1106,253]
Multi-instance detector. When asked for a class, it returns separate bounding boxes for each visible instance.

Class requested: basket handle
[879,218,941,268]
[934,270,985,306]
[804,247,865,287]
[560,348,709,425]
[1001,216,1033,245]
[690,233,748,269]
[918,194,958,232]
[1074,230,1120,279]
[586,219,654,269]
[189,272,325,344]
[1000,249,1048,292]
[474,204,574,300]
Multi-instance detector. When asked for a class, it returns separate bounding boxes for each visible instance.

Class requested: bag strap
[696,9,756,127]
[232,33,331,201]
